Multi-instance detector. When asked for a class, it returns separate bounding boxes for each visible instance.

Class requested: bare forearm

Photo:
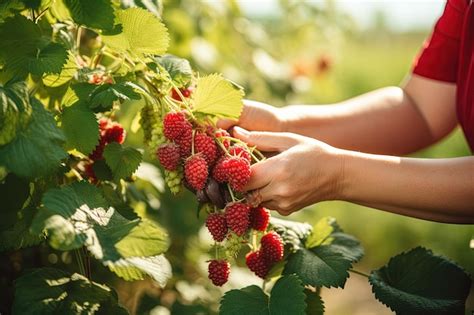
[281,87,434,155]
[338,150,474,223]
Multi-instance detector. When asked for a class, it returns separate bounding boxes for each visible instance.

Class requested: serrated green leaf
[0,98,67,178]
[0,206,44,251]
[305,216,339,248]
[64,0,115,30]
[283,246,352,288]
[12,267,128,315]
[22,42,68,75]
[61,102,99,155]
[89,82,141,110]
[192,73,244,119]
[153,54,192,86]
[103,142,142,181]
[32,181,171,285]
[102,8,169,58]
[220,285,270,315]
[369,247,472,315]
[42,52,77,87]
[270,217,312,250]
[0,173,30,230]
[304,290,324,315]
[269,275,306,315]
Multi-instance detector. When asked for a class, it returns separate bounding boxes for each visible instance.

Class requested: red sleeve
[412,0,468,82]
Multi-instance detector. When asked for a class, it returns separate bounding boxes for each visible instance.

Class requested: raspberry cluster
[84,118,126,182]
[152,93,284,287]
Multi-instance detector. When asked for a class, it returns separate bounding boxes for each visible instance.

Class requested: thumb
[233,127,300,152]
[216,118,236,130]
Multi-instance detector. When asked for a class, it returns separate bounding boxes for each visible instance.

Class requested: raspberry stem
[227,184,236,202]
[252,231,257,251]
[191,129,196,155]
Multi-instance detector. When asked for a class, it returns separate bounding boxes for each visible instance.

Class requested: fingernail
[234,126,249,137]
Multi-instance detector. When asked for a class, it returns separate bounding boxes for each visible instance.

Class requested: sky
[236,0,446,32]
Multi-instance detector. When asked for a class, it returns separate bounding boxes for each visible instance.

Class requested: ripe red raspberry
[171,87,193,100]
[194,132,217,165]
[206,213,228,242]
[157,143,181,171]
[184,154,208,190]
[225,202,250,236]
[175,127,192,158]
[246,251,270,279]
[249,206,270,231]
[260,231,284,263]
[208,259,230,286]
[224,157,251,192]
[212,157,228,183]
[228,145,251,163]
[163,112,192,141]
[104,122,126,144]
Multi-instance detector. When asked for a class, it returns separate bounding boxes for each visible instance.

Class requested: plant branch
[349,269,370,278]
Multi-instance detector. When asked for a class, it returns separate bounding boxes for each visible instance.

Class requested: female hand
[217,99,286,132]
[233,127,344,216]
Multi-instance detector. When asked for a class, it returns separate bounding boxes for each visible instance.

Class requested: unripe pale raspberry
[249,206,270,231]
[225,202,250,236]
[208,259,230,286]
[157,143,181,171]
[206,213,228,242]
[246,251,270,279]
[260,231,284,263]
[184,154,208,190]
[194,132,217,165]
[163,112,192,141]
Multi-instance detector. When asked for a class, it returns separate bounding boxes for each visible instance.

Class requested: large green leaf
[103,142,142,181]
[0,173,29,230]
[270,217,312,250]
[13,267,128,315]
[369,247,472,315]
[283,246,353,288]
[0,206,43,251]
[89,82,141,111]
[192,73,244,119]
[61,102,99,155]
[220,275,308,315]
[102,8,169,58]
[152,54,192,86]
[0,98,67,178]
[42,52,78,87]
[32,181,171,285]
[304,290,324,315]
[63,0,115,30]
[0,15,68,75]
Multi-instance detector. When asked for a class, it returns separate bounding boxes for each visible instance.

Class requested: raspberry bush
[0,1,471,315]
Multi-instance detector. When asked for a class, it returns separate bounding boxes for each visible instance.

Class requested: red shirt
[412,0,474,152]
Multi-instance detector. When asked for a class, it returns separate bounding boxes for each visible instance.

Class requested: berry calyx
[163,112,192,141]
[206,213,228,242]
[184,154,208,190]
[225,202,250,236]
[249,206,270,231]
[208,259,230,286]
[228,145,251,163]
[194,132,217,165]
[245,251,270,279]
[157,143,181,171]
[260,231,284,263]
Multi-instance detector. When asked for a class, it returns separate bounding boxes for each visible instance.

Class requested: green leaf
[305,216,339,248]
[304,290,324,315]
[0,1,24,23]
[63,0,115,30]
[220,285,270,315]
[192,73,244,119]
[89,82,141,110]
[0,16,68,75]
[61,102,99,155]
[120,0,162,17]
[103,142,142,181]
[42,52,77,87]
[283,246,352,288]
[153,54,192,86]
[270,217,312,250]
[0,173,30,230]
[12,267,128,315]
[269,275,307,315]
[0,206,44,251]
[0,98,67,178]
[102,8,169,58]
[369,247,472,315]
[32,181,171,285]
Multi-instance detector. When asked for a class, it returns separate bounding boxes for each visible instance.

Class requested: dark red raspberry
[84,162,97,183]
[224,156,251,192]
[212,157,228,183]
[208,259,230,286]
[225,202,250,236]
[245,251,270,279]
[194,132,217,165]
[175,127,192,158]
[104,122,126,144]
[89,137,107,160]
[260,231,284,263]
[157,143,181,171]
[171,87,193,101]
[228,145,251,163]
[206,213,228,242]
[184,154,208,190]
[163,112,192,141]
[249,206,270,231]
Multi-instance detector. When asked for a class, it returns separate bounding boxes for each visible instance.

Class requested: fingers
[216,118,236,130]
[233,127,299,152]
[216,99,253,129]
[244,160,273,191]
